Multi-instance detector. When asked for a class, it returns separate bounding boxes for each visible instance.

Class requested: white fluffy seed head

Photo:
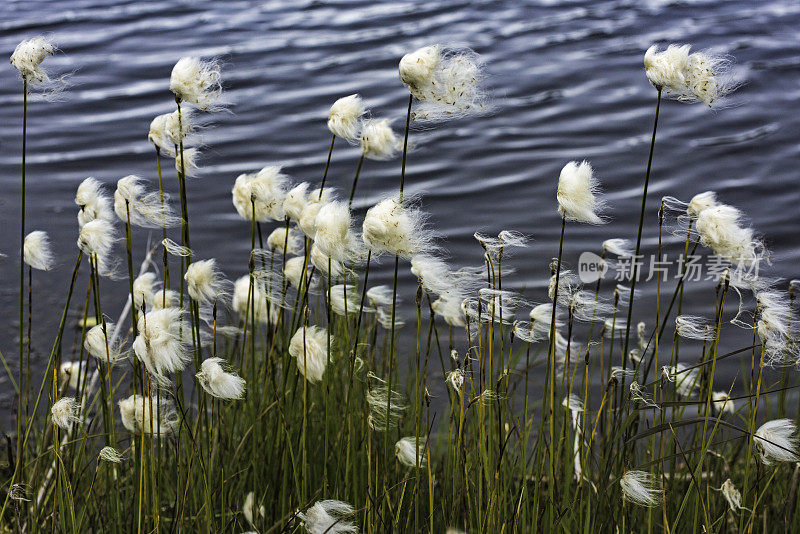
[85,323,125,366]
[283,256,308,288]
[196,357,245,399]
[132,307,191,384]
[314,201,365,264]
[170,57,222,110]
[712,391,735,415]
[446,368,465,393]
[267,227,301,254]
[232,275,279,325]
[362,195,432,258]
[176,147,200,177]
[98,446,123,463]
[185,258,226,303]
[232,166,291,222]
[59,361,83,389]
[620,470,659,507]
[164,108,196,146]
[289,326,330,383]
[644,44,734,107]
[557,161,606,224]
[51,398,80,430]
[118,394,178,436]
[399,45,440,91]
[360,118,400,160]
[695,204,761,265]
[23,231,54,270]
[115,175,179,228]
[675,315,715,341]
[395,436,427,468]
[133,272,158,310]
[282,182,309,222]
[328,94,365,141]
[76,177,113,228]
[148,113,172,153]
[329,285,360,316]
[720,479,741,511]
[602,238,633,257]
[754,419,800,465]
[297,500,357,534]
[432,293,466,327]
[153,289,180,310]
[687,191,718,218]
[10,36,56,84]
[562,394,584,413]
[410,254,451,296]
[297,188,333,238]
[242,491,264,527]
[77,219,117,275]
[310,244,343,278]
[366,374,408,431]
[662,363,699,398]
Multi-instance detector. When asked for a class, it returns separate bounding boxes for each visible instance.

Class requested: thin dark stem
[348,154,365,208]
[16,81,27,487]
[399,93,413,200]
[319,133,336,199]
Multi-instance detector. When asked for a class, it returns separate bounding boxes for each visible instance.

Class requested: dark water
[1,0,799,422]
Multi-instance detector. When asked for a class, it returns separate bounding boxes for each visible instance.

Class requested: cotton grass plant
[5,35,800,534]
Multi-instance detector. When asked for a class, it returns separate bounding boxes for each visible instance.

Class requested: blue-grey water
[1,0,799,424]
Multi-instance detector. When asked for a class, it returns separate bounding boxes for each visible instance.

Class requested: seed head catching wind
[662,363,699,398]
[289,326,331,384]
[11,36,64,94]
[755,290,798,365]
[232,275,280,325]
[98,446,123,463]
[243,491,265,527]
[298,187,333,238]
[196,357,245,399]
[310,245,344,279]
[232,166,291,222]
[410,254,452,296]
[395,436,427,468]
[51,398,80,430]
[362,194,433,258]
[132,307,191,385]
[148,113,173,154]
[77,219,117,276]
[75,177,113,228]
[114,175,179,228]
[644,44,735,107]
[284,256,310,289]
[695,203,762,266]
[119,394,178,436]
[185,258,228,304]
[620,470,659,507]
[557,161,606,224]
[719,479,742,512]
[754,419,800,465]
[329,285,360,316]
[23,231,54,271]
[602,238,633,257]
[399,44,490,122]
[267,227,301,255]
[85,323,125,367]
[283,182,310,223]
[59,361,83,389]
[675,315,716,341]
[687,191,718,219]
[360,118,400,160]
[314,201,366,264]
[164,108,197,147]
[328,94,365,142]
[170,57,223,110]
[133,272,158,310]
[366,374,407,431]
[297,500,358,534]
[175,147,200,176]
[712,391,735,415]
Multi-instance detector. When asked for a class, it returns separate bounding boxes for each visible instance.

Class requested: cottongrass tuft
[314,201,366,264]
[232,166,291,222]
[267,227,302,255]
[162,237,192,257]
[283,182,310,223]
[675,315,715,341]
[233,275,280,325]
[85,323,125,366]
[10,36,59,89]
[185,258,228,304]
[410,254,452,296]
[196,357,245,399]
[644,44,734,107]
[98,446,123,463]
[284,256,310,289]
[59,361,83,389]
[712,391,735,414]
[75,177,114,227]
[687,191,718,218]
[176,147,201,177]
[363,194,433,258]
[360,118,400,160]
[366,374,407,431]
[754,419,800,465]
[695,203,762,266]
[661,363,699,398]
[557,161,606,224]
[395,436,427,468]
[114,175,179,228]
[328,94,365,142]
[289,326,330,384]
[77,219,117,275]
[148,113,172,154]
[170,57,222,110]
[719,479,741,512]
[118,394,179,436]
[329,285,360,316]
[297,500,358,534]
[133,272,158,310]
[51,398,80,430]
[243,491,265,527]
[23,230,55,270]
[602,238,633,257]
[132,307,191,384]
[620,470,659,507]
[298,187,333,238]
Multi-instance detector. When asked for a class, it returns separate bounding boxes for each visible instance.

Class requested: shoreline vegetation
[3,37,799,533]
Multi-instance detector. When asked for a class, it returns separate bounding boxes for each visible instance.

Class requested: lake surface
[1,0,799,422]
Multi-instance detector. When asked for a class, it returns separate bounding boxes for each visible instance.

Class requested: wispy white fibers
[77,219,117,276]
[395,436,427,467]
[328,94,365,142]
[530,303,561,333]
[310,245,344,279]
[620,470,659,507]
[233,275,278,325]
[719,479,741,512]
[23,231,54,270]
[85,323,125,366]
[298,188,333,238]
[98,446,123,463]
[133,308,191,384]
[243,491,265,527]
[114,175,179,228]
[464,288,526,325]
[474,230,529,259]
[644,44,734,107]
[675,315,715,341]
[59,361,83,389]
[148,113,173,154]
[662,363,699,398]
[196,357,245,399]
[410,254,451,296]
[283,182,310,223]
[562,394,584,480]
[687,191,718,219]
[399,44,490,122]
[754,419,800,465]
[297,500,358,534]
[360,118,400,160]
[162,237,192,258]
[164,108,197,147]
[329,285,360,316]
[366,374,407,431]
[267,227,301,255]
[549,270,580,306]
[712,391,735,415]
[602,238,633,257]
[446,368,465,394]
[756,290,797,364]
[75,177,113,228]
[695,203,762,265]
[232,166,291,222]
[567,290,614,322]
[118,394,178,436]
[170,57,222,110]
[10,36,58,87]
[629,382,659,409]
[51,398,80,429]
[284,256,309,288]
[557,161,606,224]
[176,147,200,177]
[363,194,433,258]
[432,293,466,328]
[133,272,158,310]
[185,258,228,304]
[314,201,366,264]
[289,326,330,383]
[153,289,179,310]
[367,285,403,330]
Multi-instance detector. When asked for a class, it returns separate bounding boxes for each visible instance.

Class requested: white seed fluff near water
[176,147,200,177]
[298,187,333,238]
[196,357,245,399]
[10,36,55,84]
[23,231,54,270]
[675,315,715,341]
[645,44,733,107]
[115,175,179,228]
[148,113,173,154]
[267,227,301,255]
[362,194,432,258]
[283,256,308,288]
[754,419,800,465]
[164,108,196,147]
[557,161,606,224]
[399,44,489,122]
[170,57,222,110]
[59,361,83,389]
[695,203,761,265]
[395,436,427,467]
[283,182,310,223]
[329,285,360,316]
[289,326,330,384]
[662,363,699,398]
[118,394,178,436]
[712,391,735,415]
[687,191,718,218]
[98,446,123,463]
[76,177,114,227]
[85,323,125,366]
[360,118,400,160]
[446,368,465,394]
[51,398,80,430]
[410,254,451,296]
[77,219,117,276]
[719,479,741,512]
[297,500,358,534]
[366,375,407,431]
[232,166,291,222]
[185,258,227,304]
[133,307,191,384]
[232,275,277,325]
[328,94,365,142]
[602,238,633,257]
[620,470,659,507]
[314,201,365,264]
[133,272,158,310]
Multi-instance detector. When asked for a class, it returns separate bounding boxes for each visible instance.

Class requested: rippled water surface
[1,0,799,419]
